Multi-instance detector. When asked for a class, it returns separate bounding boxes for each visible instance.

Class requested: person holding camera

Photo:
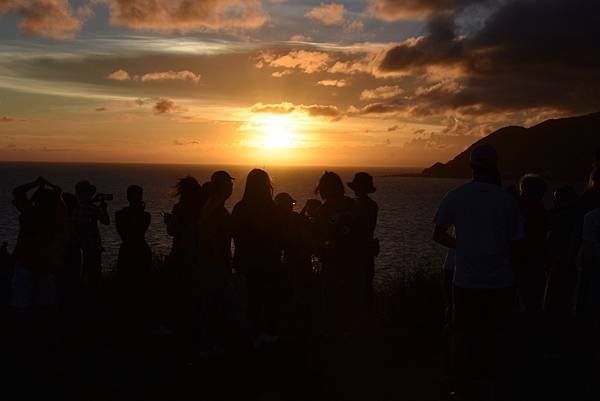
[74,181,110,297]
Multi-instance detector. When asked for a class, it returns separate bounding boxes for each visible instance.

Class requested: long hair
[315,171,344,200]
[242,169,273,205]
[172,176,201,201]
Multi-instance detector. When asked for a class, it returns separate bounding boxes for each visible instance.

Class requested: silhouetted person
[433,144,523,397]
[348,172,379,309]
[56,192,81,321]
[516,174,547,315]
[580,167,600,216]
[198,171,234,353]
[577,206,600,390]
[546,186,579,318]
[313,171,360,336]
[164,176,206,270]
[300,198,322,222]
[275,192,315,335]
[232,169,283,345]
[74,180,109,296]
[9,177,67,395]
[115,185,152,303]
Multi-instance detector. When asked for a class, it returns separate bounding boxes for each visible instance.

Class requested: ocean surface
[0,162,466,288]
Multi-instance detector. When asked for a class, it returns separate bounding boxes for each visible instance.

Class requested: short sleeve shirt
[434,180,524,289]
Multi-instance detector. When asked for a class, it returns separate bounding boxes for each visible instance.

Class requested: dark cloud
[1,116,15,122]
[95,107,107,112]
[250,102,341,119]
[371,0,600,117]
[153,98,178,115]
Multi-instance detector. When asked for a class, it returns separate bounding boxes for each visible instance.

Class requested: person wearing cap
[275,192,315,335]
[74,180,110,295]
[197,170,234,353]
[433,143,524,395]
[348,172,379,310]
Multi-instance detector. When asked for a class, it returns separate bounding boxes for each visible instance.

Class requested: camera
[93,193,113,202]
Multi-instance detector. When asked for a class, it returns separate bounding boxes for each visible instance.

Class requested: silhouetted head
[588,167,600,190]
[172,176,201,201]
[35,188,61,212]
[61,192,78,214]
[210,170,234,200]
[127,185,144,206]
[75,180,96,202]
[553,186,578,209]
[315,171,344,200]
[302,199,322,219]
[347,172,376,196]
[242,169,273,204]
[274,192,296,213]
[469,143,499,181]
[519,173,546,201]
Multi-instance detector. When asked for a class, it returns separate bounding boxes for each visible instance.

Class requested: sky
[0,0,599,167]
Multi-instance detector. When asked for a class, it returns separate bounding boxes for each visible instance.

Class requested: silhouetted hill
[422,112,600,180]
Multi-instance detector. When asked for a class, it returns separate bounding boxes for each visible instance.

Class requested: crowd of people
[2,169,380,359]
[2,147,599,400]
[434,144,600,400]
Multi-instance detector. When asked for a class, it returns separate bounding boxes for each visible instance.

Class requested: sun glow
[250,114,304,149]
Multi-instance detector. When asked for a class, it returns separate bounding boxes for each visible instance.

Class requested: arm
[12,177,44,211]
[433,224,456,249]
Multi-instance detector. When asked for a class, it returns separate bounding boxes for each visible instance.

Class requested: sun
[255,114,299,149]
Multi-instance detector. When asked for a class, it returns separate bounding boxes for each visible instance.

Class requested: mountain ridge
[421,112,600,179]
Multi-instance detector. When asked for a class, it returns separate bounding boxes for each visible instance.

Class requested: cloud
[1,116,15,122]
[368,0,483,21]
[153,98,179,115]
[106,0,268,33]
[107,69,201,83]
[250,102,341,119]
[387,125,399,132]
[365,0,600,119]
[107,69,131,81]
[305,3,345,26]
[344,20,364,33]
[360,85,403,100]
[139,70,201,83]
[317,79,348,87]
[95,107,107,112]
[256,50,332,74]
[0,0,86,39]
[289,34,312,42]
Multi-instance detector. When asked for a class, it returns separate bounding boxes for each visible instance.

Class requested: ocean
[0,162,466,288]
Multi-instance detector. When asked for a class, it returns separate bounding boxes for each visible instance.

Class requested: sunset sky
[1,0,599,166]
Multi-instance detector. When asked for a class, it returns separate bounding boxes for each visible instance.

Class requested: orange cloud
[107,69,131,81]
[107,0,268,32]
[360,85,404,100]
[257,50,332,74]
[250,102,341,119]
[0,0,85,39]
[317,79,348,87]
[139,70,201,83]
[305,2,345,26]
[1,116,15,122]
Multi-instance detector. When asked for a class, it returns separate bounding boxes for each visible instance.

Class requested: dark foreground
[1,270,596,401]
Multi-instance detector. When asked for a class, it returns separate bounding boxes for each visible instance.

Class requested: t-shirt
[583,209,600,243]
[434,180,524,289]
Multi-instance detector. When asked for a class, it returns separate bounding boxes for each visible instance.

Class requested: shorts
[9,264,57,308]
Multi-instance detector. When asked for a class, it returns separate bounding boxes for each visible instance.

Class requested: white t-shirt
[434,180,524,289]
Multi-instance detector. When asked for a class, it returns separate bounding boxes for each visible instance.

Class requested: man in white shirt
[433,143,524,392]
